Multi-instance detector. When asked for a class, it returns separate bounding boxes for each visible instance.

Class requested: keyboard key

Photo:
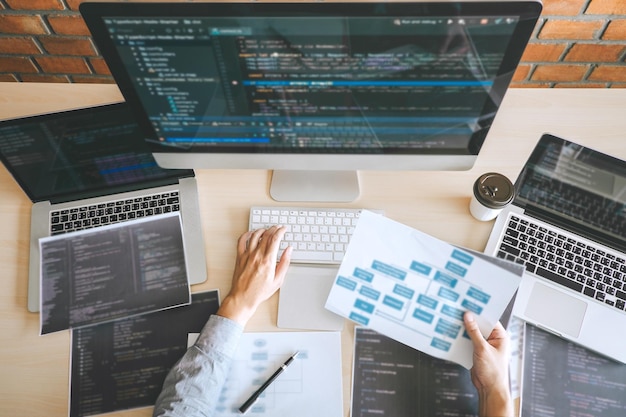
[499,243,520,257]
[536,266,583,293]
[291,250,333,262]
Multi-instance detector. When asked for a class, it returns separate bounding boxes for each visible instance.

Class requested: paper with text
[325,210,521,369]
[189,331,343,416]
[40,213,190,335]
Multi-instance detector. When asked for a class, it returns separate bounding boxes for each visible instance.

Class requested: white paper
[189,331,343,416]
[325,210,522,369]
[507,316,525,399]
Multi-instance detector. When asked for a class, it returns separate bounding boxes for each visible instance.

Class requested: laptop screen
[515,134,626,244]
[0,103,191,202]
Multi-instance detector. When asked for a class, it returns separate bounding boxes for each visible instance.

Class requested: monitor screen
[81,1,542,201]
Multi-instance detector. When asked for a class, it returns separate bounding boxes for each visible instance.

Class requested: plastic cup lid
[473,172,515,209]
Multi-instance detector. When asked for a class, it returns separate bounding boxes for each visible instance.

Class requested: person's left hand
[464,311,512,417]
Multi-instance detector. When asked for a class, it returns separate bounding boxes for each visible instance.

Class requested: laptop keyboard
[249,206,381,265]
[50,191,180,235]
[497,213,626,312]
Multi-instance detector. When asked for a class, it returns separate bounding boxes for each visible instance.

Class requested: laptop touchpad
[525,282,587,338]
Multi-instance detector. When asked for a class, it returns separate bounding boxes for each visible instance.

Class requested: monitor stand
[269,170,360,202]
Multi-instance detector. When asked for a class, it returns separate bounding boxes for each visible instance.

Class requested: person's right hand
[217,226,292,326]
[463,311,513,417]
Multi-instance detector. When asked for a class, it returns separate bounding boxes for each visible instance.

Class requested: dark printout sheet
[352,327,478,417]
[40,213,190,334]
[70,290,219,417]
[521,323,626,417]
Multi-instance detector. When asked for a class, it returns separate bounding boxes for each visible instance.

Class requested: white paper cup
[469,172,515,221]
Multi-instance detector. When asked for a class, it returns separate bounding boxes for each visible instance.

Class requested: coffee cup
[469,172,515,221]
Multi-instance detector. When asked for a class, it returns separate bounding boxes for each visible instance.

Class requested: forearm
[216,294,257,326]
[478,386,513,417]
[153,315,243,417]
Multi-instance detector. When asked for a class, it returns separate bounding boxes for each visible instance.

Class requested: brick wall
[0,0,625,86]
[513,0,626,87]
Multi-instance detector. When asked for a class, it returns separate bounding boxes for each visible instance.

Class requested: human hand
[463,311,513,417]
[217,226,292,326]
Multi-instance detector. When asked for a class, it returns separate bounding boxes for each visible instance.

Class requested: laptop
[0,102,208,313]
[484,133,626,363]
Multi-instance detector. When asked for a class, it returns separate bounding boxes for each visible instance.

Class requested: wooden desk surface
[1,83,625,416]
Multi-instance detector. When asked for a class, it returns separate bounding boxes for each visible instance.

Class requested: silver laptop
[0,102,207,313]
[485,133,626,363]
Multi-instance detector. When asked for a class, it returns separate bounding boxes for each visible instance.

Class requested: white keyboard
[249,206,381,265]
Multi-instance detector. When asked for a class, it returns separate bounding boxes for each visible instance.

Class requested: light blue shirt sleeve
[153,314,244,417]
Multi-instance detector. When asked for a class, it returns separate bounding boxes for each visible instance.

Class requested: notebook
[0,102,207,313]
[484,133,626,363]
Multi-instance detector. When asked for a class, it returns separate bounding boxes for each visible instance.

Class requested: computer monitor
[81,1,542,202]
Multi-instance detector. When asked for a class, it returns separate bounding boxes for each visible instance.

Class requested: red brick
[65,0,83,11]
[35,56,90,74]
[531,64,590,82]
[512,64,531,82]
[71,75,116,84]
[520,43,567,62]
[0,56,38,72]
[39,37,96,56]
[89,57,111,75]
[588,65,626,83]
[509,82,552,88]
[586,0,626,14]
[0,74,19,82]
[564,44,625,62]
[0,37,42,54]
[0,15,48,35]
[542,0,588,16]
[610,83,626,88]
[21,74,70,82]
[554,82,607,88]
[47,15,90,36]
[5,0,64,10]
[603,19,626,41]
[539,20,604,40]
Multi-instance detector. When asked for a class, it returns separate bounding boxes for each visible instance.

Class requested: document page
[188,331,343,416]
[325,210,522,369]
[70,291,219,417]
[521,323,626,417]
[352,327,478,417]
[40,212,190,334]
